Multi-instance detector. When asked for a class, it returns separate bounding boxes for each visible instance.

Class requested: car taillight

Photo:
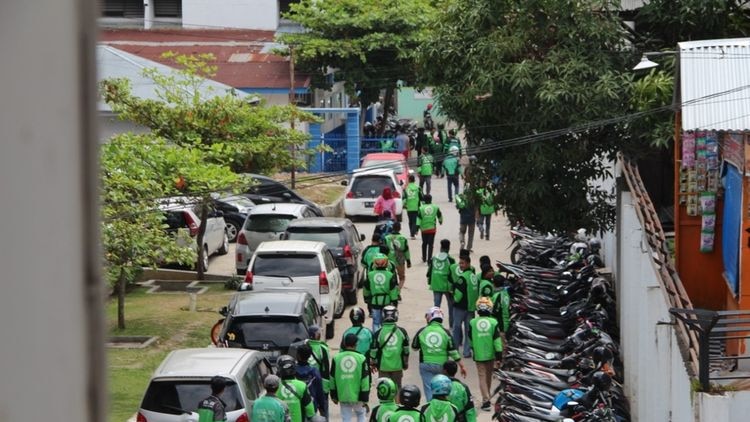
[346,191,354,198]
[236,413,249,422]
[184,212,199,237]
[244,271,253,285]
[237,232,247,245]
[344,244,353,259]
[392,190,401,198]
[319,271,329,294]
[136,412,147,422]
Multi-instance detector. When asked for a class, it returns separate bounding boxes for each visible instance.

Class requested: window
[252,254,321,277]
[243,365,262,399]
[285,228,345,249]
[362,159,405,174]
[226,317,308,349]
[323,250,335,273]
[154,0,182,17]
[141,380,243,414]
[350,175,395,198]
[244,214,295,232]
[101,0,144,17]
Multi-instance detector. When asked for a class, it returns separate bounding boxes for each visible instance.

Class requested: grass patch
[271,172,346,206]
[107,283,234,422]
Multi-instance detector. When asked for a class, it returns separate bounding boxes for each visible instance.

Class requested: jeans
[419,362,444,401]
[459,222,475,251]
[407,210,419,237]
[340,403,366,422]
[478,214,491,239]
[447,175,460,201]
[372,308,383,332]
[419,175,432,195]
[421,232,436,262]
[452,307,474,357]
[433,291,454,328]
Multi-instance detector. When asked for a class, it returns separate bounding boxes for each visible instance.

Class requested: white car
[343,168,404,219]
[240,240,345,338]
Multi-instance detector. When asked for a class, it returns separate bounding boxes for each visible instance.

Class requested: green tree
[278,0,437,128]
[420,0,635,233]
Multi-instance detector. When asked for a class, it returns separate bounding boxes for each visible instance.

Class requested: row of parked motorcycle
[492,228,629,422]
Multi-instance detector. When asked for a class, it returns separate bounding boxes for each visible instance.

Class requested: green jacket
[443,155,460,176]
[386,233,411,265]
[307,339,331,392]
[447,379,476,422]
[197,395,226,422]
[478,279,494,298]
[419,154,434,176]
[250,394,291,422]
[411,321,461,364]
[388,407,424,422]
[421,399,459,422]
[491,288,511,332]
[468,315,503,362]
[417,204,443,232]
[362,245,382,269]
[451,266,478,311]
[370,402,399,422]
[371,323,410,371]
[476,188,495,215]
[278,379,315,422]
[364,268,399,308]
[341,325,373,356]
[330,350,370,404]
[404,182,422,211]
[427,252,455,293]
[445,139,462,156]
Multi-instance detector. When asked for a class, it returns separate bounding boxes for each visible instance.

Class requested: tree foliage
[420,0,635,233]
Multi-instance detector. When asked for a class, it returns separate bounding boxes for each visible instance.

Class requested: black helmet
[350,307,366,324]
[382,305,398,323]
[593,346,614,366]
[592,371,612,391]
[399,384,421,408]
[276,355,296,378]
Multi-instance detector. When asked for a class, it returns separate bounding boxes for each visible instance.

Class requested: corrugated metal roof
[679,38,750,131]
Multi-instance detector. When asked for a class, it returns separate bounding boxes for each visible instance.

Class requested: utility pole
[289,46,296,189]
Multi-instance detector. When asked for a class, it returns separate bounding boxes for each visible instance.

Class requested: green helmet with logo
[376,377,398,401]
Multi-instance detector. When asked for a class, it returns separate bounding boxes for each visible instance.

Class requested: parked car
[217,290,329,362]
[240,240,344,339]
[360,152,411,186]
[137,348,272,422]
[235,203,320,275]
[212,194,257,243]
[158,197,229,271]
[282,218,366,306]
[342,168,404,220]
[242,173,324,216]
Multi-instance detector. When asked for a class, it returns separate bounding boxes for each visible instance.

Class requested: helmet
[588,238,602,253]
[426,306,444,323]
[430,375,452,396]
[578,357,596,372]
[376,377,398,401]
[476,297,493,315]
[382,305,398,323]
[449,145,459,156]
[570,242,588,255]
[592,346,614,366]
[592,371,612,391]
[373,253,389,269]
[276,355,296,378]
[349,307,366,324]
[263,374,281,390]
[399,384,421,407]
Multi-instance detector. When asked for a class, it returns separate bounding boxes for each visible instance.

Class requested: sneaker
[481,401,492,411]
[479,233,484,240]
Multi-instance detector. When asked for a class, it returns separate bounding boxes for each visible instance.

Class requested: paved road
[208,176,512,421]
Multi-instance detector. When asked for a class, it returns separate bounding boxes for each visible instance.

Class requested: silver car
[159,197,229,271]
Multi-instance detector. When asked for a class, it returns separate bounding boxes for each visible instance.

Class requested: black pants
[408,210,419,237]
[434,159,444,177]
[421,232,436,262]
[447,175,459,202]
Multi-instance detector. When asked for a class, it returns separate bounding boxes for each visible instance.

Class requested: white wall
[182,0,279,30]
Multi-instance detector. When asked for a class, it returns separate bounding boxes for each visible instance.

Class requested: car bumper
[343,199,403,216]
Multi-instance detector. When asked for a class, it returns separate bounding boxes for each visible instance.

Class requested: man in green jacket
[331,333,371,422]
[385,222,411,293]
[364,254,400,332]
[306,325,331,396]
[341,307,374,357]
[443,146,461,203]
[197,376,228,422]
[443,361,477,422]
[276,355,315,422]
[370,305,410,389]
[412,306,466,401]
[451,253,478,359]
[468,297,504,411]
[475,184,496,241]
[421,375,459,422]
[427,239,456,327]
[491,274,511,333]
[418,146,433,195]
[403,174,422,239]
[417,194,443,263]
[388,385,423,422]
[369,378,399,422]
[250,374,291,422]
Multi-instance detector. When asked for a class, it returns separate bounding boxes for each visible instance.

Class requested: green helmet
[376,377,398,401]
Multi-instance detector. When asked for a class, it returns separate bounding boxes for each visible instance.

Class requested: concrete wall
[396,86,446,124]
[182,0,278,30]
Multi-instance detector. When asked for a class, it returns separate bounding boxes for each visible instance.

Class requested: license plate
[364,202,374,208]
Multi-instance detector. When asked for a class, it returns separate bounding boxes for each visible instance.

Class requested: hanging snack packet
[700,231,715,253]
[701,213,716,232]
[700,192,716,214]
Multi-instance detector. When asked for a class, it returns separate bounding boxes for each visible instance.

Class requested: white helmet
[449,146,459,156]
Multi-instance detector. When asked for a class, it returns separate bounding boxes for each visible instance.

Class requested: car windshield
[252,254,320,277]
[140,380,244,415]
[163,211,187,231]
[245,214,295,232]
[225,317,308,349]
[221,195,255,209]
[362,159,404,174]
[285,228,345,249]
[350,176,395,197]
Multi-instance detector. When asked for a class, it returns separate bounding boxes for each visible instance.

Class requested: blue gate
[307,108,360,173]
[322,133,348,172]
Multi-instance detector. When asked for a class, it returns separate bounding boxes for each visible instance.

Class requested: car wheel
[343,288,358,306]
[333,293,345,319]
[325,320,335,340]
[198,245,209,272]
[218,232,229,255]
[225,220,241,243]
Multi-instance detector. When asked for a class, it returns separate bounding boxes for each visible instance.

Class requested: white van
[241,240,345,339]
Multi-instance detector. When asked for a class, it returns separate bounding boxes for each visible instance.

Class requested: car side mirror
[340,180,348,186]
[219,306,228,316]
[283,192,292,199]
[360,234,366,241]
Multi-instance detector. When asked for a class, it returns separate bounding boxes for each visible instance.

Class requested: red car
[360,153,411,186]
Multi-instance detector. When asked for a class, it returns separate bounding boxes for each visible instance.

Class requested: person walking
[468,298,504,411]
[476,183,496,240]
[445,129,462,157]
[478,256,495,298]
[455,189,476,253]
[442,361,477,422]
[443,146,461,202]
[418,146,433,195]
[491,274,512,334]
[341,308,374,357]
[427,239,456,327]
[395,126,411,160]
[374,187,397,221]
[276,355,316,422]
[197,376,228,422]
[432,126,445,178]
[369,378,399,422]
[402,174,421,239]
[250,374,291,422]
[421,375,459,422]
[417,194,443,263]
[306,325,331,407]
[331,333,372,422]
[412,307,466,401]
[450,253,479,359]
[363,254,400,332]
[295,344,327,419]
[385,222,411,293]
[388,385,424,422]
[370,305,410,389]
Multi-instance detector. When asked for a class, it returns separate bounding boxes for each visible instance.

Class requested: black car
[242,173,324,216]
[282,217,366,306]
[217,291,329,362]
[212,194,257,243]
